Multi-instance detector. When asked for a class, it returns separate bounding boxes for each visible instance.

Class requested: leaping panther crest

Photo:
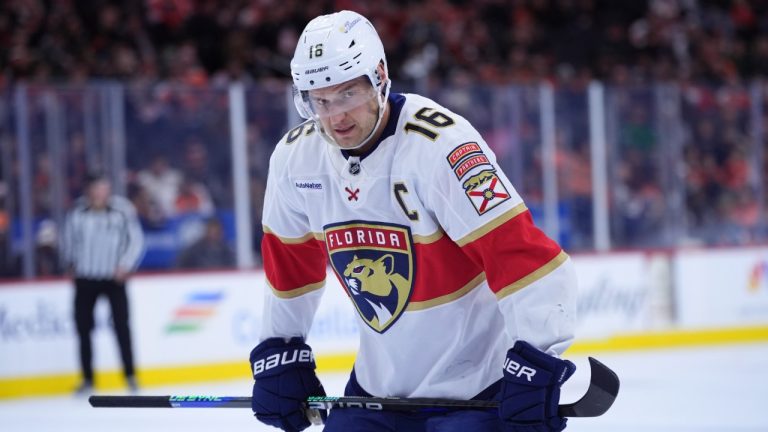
[343,254,410,331]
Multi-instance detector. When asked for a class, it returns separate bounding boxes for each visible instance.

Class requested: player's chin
[334,134,364,149]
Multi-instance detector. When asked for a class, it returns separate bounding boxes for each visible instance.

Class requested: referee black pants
[74,278,135,382]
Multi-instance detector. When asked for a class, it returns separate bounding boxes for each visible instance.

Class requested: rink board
[1,248,768,398]
[0,271,358,398]
[674,246,768,328]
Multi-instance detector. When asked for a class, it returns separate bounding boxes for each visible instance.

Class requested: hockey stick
[90,357,619,418]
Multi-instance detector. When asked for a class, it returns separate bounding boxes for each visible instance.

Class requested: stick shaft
[89,395,490,410]
[90,395,251,408]
[90,357,619,417]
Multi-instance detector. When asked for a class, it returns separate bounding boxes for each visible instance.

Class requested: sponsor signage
[0,270,359,380]
[675,247,768,328]
[571,253,655,338]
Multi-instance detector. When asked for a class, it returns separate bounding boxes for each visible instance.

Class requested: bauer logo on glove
[251,349,313,375]
[503,357,537,382]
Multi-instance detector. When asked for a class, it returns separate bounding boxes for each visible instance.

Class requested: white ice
[1,343,766,432]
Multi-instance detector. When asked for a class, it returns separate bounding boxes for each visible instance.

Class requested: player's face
[307,77,380,149]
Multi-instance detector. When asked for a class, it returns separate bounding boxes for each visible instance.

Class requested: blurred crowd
[1,0,768,278]
[2,0,768,86]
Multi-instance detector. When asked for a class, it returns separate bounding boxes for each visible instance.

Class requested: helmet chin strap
[315,79,391,150]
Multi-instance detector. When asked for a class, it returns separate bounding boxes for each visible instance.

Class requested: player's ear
[376,61,387,86]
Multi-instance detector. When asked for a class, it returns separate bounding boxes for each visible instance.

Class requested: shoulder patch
[454,154,491,179]
[462,169,511,215]
[447,142,483,168]
[446,142,493,179]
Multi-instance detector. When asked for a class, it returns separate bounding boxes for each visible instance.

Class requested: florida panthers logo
[325,222,414,333]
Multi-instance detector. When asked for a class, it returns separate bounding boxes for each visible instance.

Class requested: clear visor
[304,78,378,119]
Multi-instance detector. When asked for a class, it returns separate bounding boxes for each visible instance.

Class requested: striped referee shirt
[62,195,145,280]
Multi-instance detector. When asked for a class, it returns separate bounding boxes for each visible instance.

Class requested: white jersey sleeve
[259,124,327,341]
[412,96,577,356]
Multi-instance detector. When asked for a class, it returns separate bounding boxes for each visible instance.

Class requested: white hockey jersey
[259,92,577,399]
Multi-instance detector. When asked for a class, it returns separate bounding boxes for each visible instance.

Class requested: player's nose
[329,111,348,125]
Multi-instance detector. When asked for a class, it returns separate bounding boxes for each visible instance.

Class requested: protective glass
[305,79,378,119]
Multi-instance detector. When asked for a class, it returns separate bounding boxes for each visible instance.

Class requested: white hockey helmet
[290,10,391,149]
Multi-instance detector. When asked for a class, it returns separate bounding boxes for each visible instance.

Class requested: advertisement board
[675,247,768,328]
[571,253,659,338]
[0,271,359,383]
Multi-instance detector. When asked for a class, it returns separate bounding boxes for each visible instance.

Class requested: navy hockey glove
[250,337,327,432]
[499,340,576,432]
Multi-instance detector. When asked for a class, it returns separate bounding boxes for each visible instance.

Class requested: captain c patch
[462,169,511,215]
[447,142,483,167]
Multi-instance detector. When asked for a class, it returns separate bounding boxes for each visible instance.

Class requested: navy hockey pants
[324,371,505,431]
[323,407,505,431]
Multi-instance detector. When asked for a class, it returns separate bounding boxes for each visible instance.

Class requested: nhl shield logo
[324,222,414,333]
[462,169,511,215]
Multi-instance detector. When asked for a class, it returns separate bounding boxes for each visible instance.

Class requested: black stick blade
[557,357,620,417]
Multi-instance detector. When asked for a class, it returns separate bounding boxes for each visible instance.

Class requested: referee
[62,173,145,394]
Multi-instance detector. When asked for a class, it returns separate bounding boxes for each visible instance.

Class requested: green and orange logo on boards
[165,291,223,333]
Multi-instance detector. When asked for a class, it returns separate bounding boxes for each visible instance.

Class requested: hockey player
[249,10,577,432]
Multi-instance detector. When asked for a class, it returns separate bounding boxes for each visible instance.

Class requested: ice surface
[1,343,766,431]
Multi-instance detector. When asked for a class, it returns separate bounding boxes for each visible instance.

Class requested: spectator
[136,153,182,219]
[181,137,230,208]
[0,232,20,278]
[174,176,214,216]
[127,182,165,229]
[61,173,144,394]
[176,217,235,269]
[0,183,21,278]
[35,219,60,276]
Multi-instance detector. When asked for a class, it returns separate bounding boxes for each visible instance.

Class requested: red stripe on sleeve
[261,233,327,293]
[461,210,562,294]
[410,236,482,302]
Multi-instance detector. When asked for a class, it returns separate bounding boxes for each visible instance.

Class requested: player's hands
[250,337,327,432]
[114,267,130,282]
[499,340,576,432]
